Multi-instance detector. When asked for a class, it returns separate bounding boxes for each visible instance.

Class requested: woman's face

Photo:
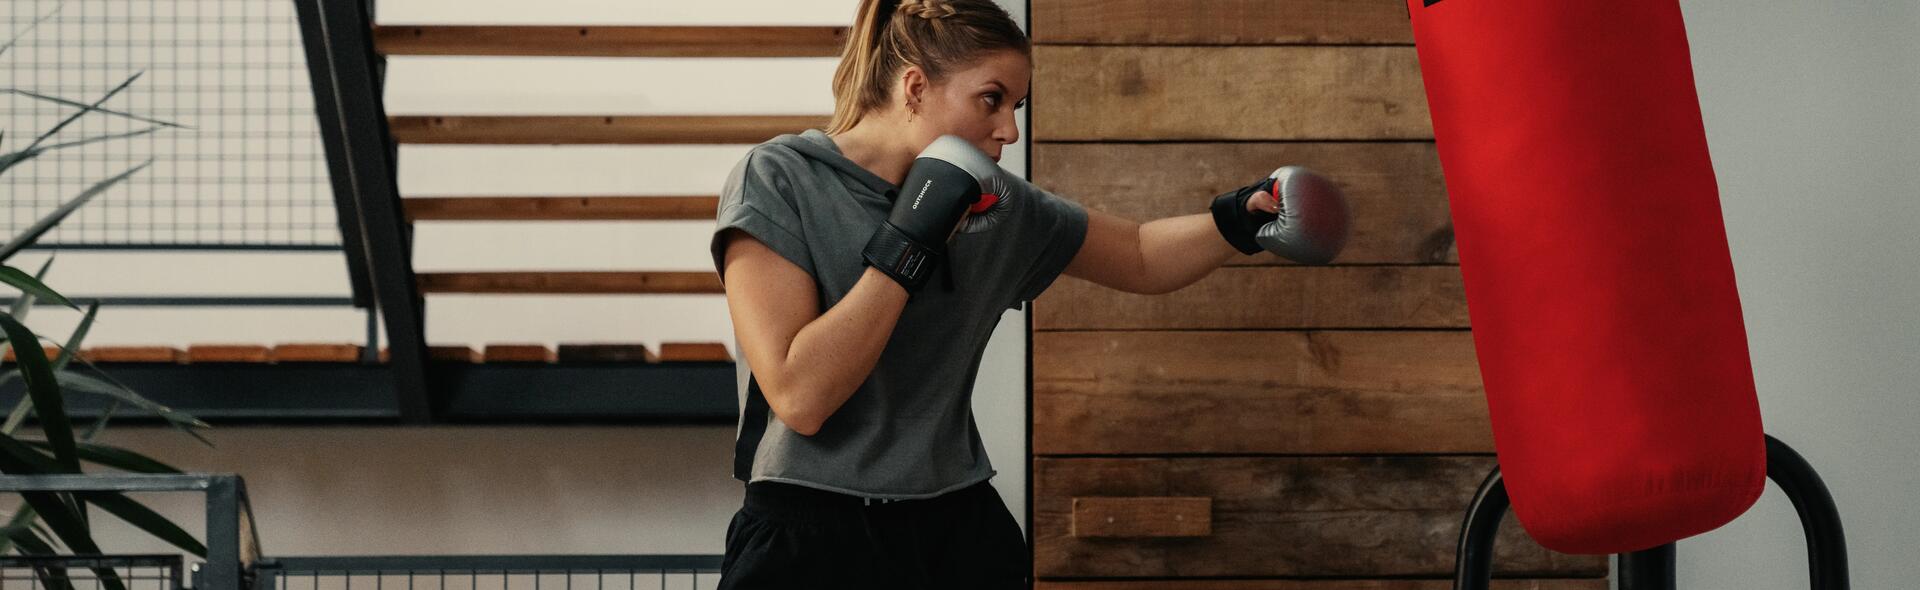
[907,49,1031,163]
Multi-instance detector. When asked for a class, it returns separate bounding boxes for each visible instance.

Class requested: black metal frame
[1450,433,1849,589]
[0,474,262,590]
[1,554,185,590]
[289,0,433,423]
[251,555,723,590]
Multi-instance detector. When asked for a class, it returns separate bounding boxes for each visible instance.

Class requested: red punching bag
[1405,0,1766,554]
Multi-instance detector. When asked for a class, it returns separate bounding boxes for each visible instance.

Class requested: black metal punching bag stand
[1451,434,1850,590]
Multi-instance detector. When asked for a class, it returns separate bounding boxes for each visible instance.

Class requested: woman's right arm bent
[718,229,907,436]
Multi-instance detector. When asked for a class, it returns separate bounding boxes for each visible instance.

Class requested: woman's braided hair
[827,0,1028,134]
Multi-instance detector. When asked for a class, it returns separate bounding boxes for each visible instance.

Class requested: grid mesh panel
[1,0,340,248]
[262,568,720,590]
[0,555,183,590]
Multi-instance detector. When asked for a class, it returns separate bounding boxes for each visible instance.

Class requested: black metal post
[1766,434,1850,590]
[290,0,433,423]
[1452,466,1506,590]
[1453,434,1851,590]
[1617,543,1676,590]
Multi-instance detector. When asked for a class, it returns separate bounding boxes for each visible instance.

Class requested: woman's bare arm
[1062,208,1239,295]
[719,229,907,436]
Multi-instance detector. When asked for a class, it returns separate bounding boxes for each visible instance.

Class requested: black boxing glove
[863,135,992,294]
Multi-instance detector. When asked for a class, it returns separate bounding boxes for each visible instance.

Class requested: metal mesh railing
[1,0,340,250]
[0,554,184,590]
[250,557,724,590]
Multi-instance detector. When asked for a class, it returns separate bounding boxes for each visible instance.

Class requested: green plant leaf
[0,89,187,130]
[0,314,77,472]
[0,159,153,265]
[0,266,75,311]
[3,71,144,167]
[1,524,79,590]
[0,441,112,572]
[0,4,63,60]
[19,440,182,474]
[72,492,206,557]
[0,301,95,437]
[6,257,57,319]
[0,126,167,173]
[45,368,212,431]
[0,436,205,559]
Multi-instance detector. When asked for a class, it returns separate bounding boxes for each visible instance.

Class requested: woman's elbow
[761,381,826,436]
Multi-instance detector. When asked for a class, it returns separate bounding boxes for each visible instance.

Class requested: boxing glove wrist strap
[1210,180,1280,255]
[863,222,945,293]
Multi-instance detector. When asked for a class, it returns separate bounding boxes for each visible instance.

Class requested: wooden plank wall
[1025,1,1609,587]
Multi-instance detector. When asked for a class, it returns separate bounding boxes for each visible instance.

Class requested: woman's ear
[899,64,928,112]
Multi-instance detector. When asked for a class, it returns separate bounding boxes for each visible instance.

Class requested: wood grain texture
[373,25,848,58]
[1034,331,1488,455]
[1032,142,1454,265]
[186,345,271,363]
[557,343,659,364]
[1032,0,1414,45]
[1073,496,1213,538]
[1032,46,1430,141]
[1033,266,1467,331]
[1036,580,1605,590]
[1034,457,1607,578]
[388,115,828,145]
[271,344,363,363]
[482,344,556,363]
[657,342,733,362]
[403,196,718,222]
[79,346,184,363]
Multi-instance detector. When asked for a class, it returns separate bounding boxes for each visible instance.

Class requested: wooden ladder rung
[416,271,723,295]
[272,343,365,363]
[187,344,273,363]
[658,342,733,362]
[482,344,556,363]
[403,196,719,222]
[371,25,849,58]
[83,346,186,363]
[557,343,657,364]
[1,345,63,363]
[387,115,828,145]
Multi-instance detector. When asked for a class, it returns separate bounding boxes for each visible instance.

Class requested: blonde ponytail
[825,0,1028,135]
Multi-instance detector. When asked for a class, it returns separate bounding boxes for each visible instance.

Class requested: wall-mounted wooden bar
[388,115,829,145]
[372,25,849,58]
[403,196,719,222]
[1035,456,1608,578]
[417,271,724,295]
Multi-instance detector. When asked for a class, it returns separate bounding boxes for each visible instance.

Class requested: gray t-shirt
[709,128,1088,499]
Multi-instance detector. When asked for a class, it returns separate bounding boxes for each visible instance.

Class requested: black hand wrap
[1210,177,1281,255]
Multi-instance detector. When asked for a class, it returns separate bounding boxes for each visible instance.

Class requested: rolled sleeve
[1012,188,1089,306]
[711,153,815,285]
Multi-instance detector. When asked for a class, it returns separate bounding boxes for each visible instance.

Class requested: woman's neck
[828,123,917,187]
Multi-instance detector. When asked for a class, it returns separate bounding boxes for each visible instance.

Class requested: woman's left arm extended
[1061,209,1240,295]
[1059,168,1350,295]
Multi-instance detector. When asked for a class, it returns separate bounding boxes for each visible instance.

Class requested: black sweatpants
[717,478,1031,589]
